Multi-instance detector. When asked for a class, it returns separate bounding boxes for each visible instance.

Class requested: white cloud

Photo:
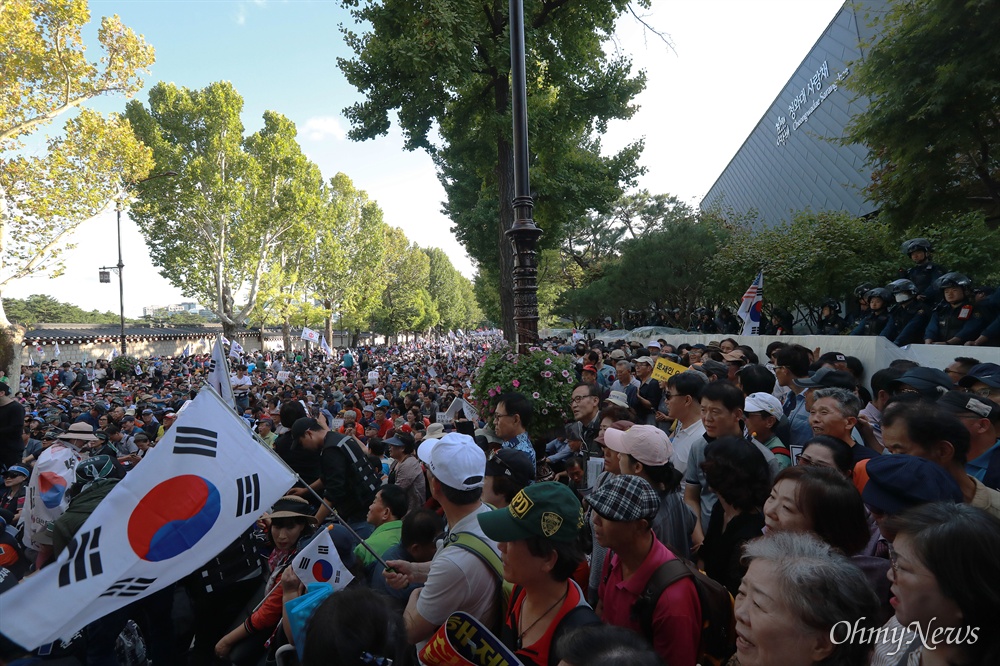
[236,5,246,25]
[302,116,347,142]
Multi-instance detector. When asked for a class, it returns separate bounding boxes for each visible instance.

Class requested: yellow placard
[651,357,688,382]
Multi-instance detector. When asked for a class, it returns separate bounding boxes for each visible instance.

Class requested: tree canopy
[337,0,648,339]
[125,83,324,335]
[844,0,1000,228]
[0,0,155,328]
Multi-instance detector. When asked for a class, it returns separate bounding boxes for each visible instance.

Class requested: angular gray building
[701,0,889,223]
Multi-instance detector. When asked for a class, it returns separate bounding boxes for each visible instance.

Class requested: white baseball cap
[417,432,486,490]
[744,392,783,420]
[603,424,673,466]
[607,390,630,408]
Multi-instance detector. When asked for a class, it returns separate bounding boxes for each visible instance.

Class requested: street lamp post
[104,171,178,356]
[506,0,542,355]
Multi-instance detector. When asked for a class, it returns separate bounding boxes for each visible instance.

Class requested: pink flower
[561,369,570,377]
[512,379,520,388]
[488,389,496,397]
[542,408,549,415]
[542,371,553,378]
[532,392,540,399]
[544,358,553,365]
[494,386,501,393]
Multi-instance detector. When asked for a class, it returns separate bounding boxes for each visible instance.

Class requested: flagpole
[197,383,393,571]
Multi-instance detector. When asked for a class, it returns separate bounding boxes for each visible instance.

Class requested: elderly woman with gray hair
[731,531,879,666]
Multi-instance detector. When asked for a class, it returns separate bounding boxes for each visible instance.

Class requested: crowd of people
[0,328,999,666]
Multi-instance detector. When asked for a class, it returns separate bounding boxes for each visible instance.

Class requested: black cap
[890,367,953,398]
[862,454,962,515]
[290,417,320,444]
[937,391,1000,421]
[793,368,856,390]
[485,448,534,487]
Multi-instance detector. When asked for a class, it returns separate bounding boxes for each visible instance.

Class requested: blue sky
[9,0,845,316]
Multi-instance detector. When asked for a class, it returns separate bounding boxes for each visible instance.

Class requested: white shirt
[670,418,706,474]
[416,504,500,650]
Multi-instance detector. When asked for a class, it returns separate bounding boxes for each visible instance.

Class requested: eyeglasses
[887,542,898,578]
[570,395,596,404]
[665,393,683,399]
[973,387,1000,398]
[796,453,833,469]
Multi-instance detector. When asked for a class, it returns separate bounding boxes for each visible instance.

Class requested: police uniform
[903,262,947,300]
[817,314,848,335]
[882,300,930,346]
[924,300,985,343]
[851,309,890,337]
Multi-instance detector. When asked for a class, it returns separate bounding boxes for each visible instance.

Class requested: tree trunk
[323,301,334,348]
[282,317,291,356]
[258,324,265,352]
[0,296,25,389]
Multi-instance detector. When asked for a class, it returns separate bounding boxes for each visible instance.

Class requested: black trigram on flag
[235,473,261,517]
[173,426,219,458]
[100,577,157,598]
[58,527,103,587]
[318,545,329,555]
[298,557,311,569]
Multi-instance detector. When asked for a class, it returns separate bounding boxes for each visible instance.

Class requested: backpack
[327,432,381,499]
[444,531,512,635]
[602,550,735,666]
[630,556,736,666]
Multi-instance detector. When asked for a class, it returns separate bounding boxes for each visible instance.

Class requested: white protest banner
[0,387,296,649]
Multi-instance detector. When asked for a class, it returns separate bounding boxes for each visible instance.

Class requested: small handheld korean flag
[53,342,61,358]
[300,327,320,343]
[292,526,353,591]
[737,271,764,336]
[183,344,191,357]
[229,340,244,359]
[206,334,236,409]
[0,386,296,649]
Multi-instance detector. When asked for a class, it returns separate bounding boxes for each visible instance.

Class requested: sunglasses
[487,449,515,477]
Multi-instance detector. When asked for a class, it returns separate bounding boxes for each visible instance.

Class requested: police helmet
[901,238,933,256]
[864,288,892,304]
[854,283,875,298]
[820,298,841,314]
[936,272,972,291]
[888,279,918,295]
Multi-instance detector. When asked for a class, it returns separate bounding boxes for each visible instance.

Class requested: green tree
[709,210,898,317]
[0,0,155,376]
[338,0,647,340]
[844,0,1000,228]
[372,230,438,335]
[3,294,123,325]
[125,84,318,337]
[306,173,391,346]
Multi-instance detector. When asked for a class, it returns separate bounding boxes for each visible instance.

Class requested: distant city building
[142,302,217,320]
[701,0,888,225]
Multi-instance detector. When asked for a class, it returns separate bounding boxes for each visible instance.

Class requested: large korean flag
[0,387,296,649]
